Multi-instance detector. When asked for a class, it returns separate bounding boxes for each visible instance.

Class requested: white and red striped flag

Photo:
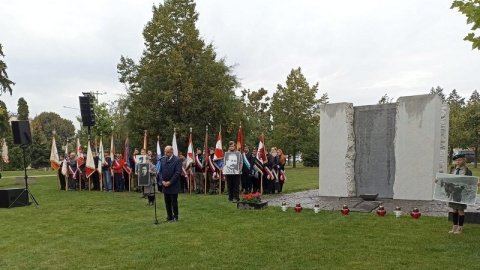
[85,139,96,178]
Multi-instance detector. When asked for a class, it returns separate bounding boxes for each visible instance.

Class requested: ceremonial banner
[76,138,85,167]
[186,130,194,167]
[85,140,96,178]
[156,139,162,173]
[50,136,60,170]
[213,129,224,170]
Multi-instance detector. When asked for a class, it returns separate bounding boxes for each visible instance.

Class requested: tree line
[1,0,480,170]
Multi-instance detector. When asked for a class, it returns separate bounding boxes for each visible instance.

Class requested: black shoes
[164,217,178,222]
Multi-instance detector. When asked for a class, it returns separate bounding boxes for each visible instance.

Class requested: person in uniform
[67,152,78,191]
[446,153,476,234]
[194,148,205,194]
[113,153,125,192]
[102,150,112,192]
[206,147,217,195]
[249,148,260,193]
[58,154,66,190]
[241,145,252,194]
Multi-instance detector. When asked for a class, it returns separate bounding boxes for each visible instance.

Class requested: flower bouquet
[240,192,262,203]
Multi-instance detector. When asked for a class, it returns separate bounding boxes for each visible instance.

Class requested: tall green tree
[0,100,9,139]
[430,86,446,102]
[30,120,49,169]
[446,89,468,164]
[451,0,480,50]
[270,67,326,168]
[464,89,480,168]
[240,88,272,147]
[117,0,240,151]
[76,101,115,149]
[17,97,29,120]
[32,112,75,155]
[0,44,15,96]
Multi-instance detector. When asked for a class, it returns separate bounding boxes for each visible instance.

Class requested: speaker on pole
[11,121,32,146]
[79,95,95,127]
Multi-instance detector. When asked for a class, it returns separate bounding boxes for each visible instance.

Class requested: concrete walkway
[263,189,480,217]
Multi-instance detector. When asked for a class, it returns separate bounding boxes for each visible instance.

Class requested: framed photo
[434,173,479,205]
[223,152,240,175]
[138,163,150,187]
[135,155,147,164]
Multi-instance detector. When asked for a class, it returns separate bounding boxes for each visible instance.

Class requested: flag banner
[143,130,147,150]
[172,130,178,156]
[203,126,208,169]
[279,169,287,182]
[50,136,60,171]
[186,130,194,167]
[97,136,104,175]
[62,141,68,176]
[76,138,85,167]
[2,138,9,163]
[236,126,243,151]
[254,133,267,175]
[110,132,115,175]
[123,138,132,174]
[85,139,96,178]
[156,139,162,173]
[213,130,224,170]
[242,153,251,171]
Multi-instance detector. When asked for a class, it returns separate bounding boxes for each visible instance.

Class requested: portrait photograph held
[223,152,240,175]
[434,173,479,205]
[138,163,150,187]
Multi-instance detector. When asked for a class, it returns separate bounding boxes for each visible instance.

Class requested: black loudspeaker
[11,120,32,145]
[0,188,29,208]
[79,96,95,126]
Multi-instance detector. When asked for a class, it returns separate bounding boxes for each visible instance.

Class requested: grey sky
[1,0,479,130]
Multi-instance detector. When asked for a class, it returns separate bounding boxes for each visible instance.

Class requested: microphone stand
[153,171,159,225]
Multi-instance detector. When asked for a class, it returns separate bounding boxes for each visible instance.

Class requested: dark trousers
[226,174,240,201]
[59,174,66,190]
[241,172,250,193]
[114,173,124,191]
[164,193,179,219]
[251,176,260,192]
[92,172,100,190]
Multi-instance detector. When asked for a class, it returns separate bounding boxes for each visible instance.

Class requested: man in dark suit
[158,145,183,222]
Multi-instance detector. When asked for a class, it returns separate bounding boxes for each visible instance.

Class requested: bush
[302,150,318,167]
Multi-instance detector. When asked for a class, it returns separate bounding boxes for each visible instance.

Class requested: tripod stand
[9,145,39,208]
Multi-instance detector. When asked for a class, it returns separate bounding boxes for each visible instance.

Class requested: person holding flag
[241,144,252,194]
[194,147,204,194]
[58,154,66,190]
[67,152,78,190]
[102,150,112,192]
[113,153,125,192]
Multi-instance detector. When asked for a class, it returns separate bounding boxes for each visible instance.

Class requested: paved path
[263,189,480,217]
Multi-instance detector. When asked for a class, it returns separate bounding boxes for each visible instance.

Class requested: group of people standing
[56,142,287,222]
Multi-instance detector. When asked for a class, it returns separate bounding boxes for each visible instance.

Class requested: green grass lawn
[0,167,479,269]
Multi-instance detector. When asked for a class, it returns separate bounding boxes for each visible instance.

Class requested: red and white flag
[255,133,272,178]
[213,129,224,170]
[186,130,194,167]
[85,139,96,178]
[76,138,85,167]
[50,136,60,171]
